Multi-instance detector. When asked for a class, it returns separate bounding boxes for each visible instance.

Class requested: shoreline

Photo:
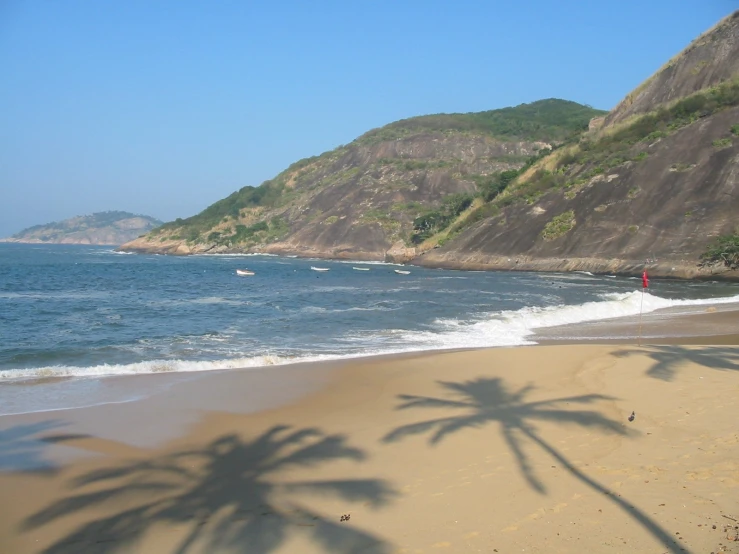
[1,286,738,552]
[1,302,738,444]
[535,300,739,345]
[114,241,739,282]
[3,297,738,386]
[1,340,737,553]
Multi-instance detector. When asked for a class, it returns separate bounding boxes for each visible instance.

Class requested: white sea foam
[0,353,338,381]
[195,252,280,257]
[148,297,253,307]
[3,291,738,382]
[335,259,406,266]
[300,304,399,314]
[392,291,739,350]
[0,291,111,300]
[312,286,361,293]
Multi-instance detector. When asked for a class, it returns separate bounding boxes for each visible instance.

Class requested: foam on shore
[2,291,738,382]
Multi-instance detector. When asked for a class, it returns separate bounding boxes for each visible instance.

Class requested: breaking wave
[3,291,737,382]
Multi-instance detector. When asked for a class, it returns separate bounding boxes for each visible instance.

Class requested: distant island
[1,211,163,246]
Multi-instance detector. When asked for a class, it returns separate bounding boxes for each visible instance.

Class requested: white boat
[311,266,330,272]
[394,269,411,275]
[236,269,255,276]
[352,267,370,271]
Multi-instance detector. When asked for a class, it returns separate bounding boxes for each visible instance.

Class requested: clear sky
[0,0,734,236]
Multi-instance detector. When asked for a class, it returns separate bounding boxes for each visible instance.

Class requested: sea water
[1,243,738,415]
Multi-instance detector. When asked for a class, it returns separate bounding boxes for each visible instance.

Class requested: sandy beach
[1,312,738,553]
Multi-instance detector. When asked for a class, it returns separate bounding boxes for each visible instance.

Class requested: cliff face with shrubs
[417,11,739,280]
[122,11,739,280]
[120,100,604,259]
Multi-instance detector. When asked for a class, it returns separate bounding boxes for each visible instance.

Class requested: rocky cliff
[2,211,163,246]
[417,10,739,280]
[120,99,604,258]
[121,11,739,280]
[606,11,739,127]
[417,104,739,279]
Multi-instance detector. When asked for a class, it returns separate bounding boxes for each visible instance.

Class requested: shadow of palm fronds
[613,345,739,381]
[0,420,67,473]
[383,377,689,554]
[384,377,624,493]
[24,425,396,554]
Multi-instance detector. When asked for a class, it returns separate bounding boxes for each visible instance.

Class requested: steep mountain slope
[2,211,163,245]
[121,100,604,258]
[121,11,738,280]
[418,11,739,280]
[606,11,739,128]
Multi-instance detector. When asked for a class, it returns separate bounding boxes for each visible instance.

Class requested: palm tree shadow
[383,377,689,554]
[0,420,68,473]
[613,345,739,381]
[24,425,397,554]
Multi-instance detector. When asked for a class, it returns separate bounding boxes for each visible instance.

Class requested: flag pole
[638,287,644,346]
[638,269,648,346]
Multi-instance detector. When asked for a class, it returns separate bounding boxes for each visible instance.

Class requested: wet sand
[535,301,739,345]
[0,311,738,553]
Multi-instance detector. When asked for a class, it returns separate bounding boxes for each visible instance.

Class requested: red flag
[642,270,649,289]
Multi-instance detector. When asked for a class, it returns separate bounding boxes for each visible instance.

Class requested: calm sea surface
[1,244,738,414]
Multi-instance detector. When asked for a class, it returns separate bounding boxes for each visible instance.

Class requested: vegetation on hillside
[700,233,739,269]
[159,181,286,236]
[151,100,602,246]
[155,144,352,238]
[199,217,289,248]
[410,193,474,244]
[488,78,739,209]
[410,79,739,249]
[357,99,606,145]
[405,144,558,245]
[541,210,576,241]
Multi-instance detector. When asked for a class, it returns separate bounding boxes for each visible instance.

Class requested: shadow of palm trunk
[382,377,692,554]
[521,427,687,553]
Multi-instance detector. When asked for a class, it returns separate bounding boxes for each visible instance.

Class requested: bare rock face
[606,11,739,128]
[121,125,575,260]
[418,104,739,280]
[588,117,605,131]
[385,241,417,264]
[120,12,739,281]
[411,11,739,280]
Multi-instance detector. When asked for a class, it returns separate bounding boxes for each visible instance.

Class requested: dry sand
[0,344,738,553]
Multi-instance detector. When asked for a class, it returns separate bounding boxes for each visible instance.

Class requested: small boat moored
[394,269,411,275]
[311,266,330,272]
[236,269,255,276]
[352,267,370,271]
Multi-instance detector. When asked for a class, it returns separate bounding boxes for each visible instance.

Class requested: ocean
[1,243,738,415]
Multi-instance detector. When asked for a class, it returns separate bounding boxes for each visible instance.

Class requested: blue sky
[0,1,734,236]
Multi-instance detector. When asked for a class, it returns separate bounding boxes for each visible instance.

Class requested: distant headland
[1,211,163,246]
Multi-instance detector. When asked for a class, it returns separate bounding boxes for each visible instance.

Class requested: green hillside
[149,99,606,248]
[357,99,604,145]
